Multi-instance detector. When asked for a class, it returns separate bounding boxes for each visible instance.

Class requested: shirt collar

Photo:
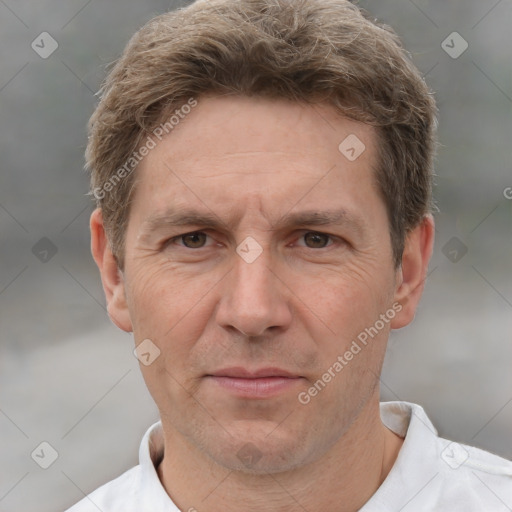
[361,401,442,511]
[138,421,180,510]
[136,402,437,510]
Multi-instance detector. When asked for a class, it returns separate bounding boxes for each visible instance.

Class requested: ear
[391,214,435,329]
[90,208,133,332]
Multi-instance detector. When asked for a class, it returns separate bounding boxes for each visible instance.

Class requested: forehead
[130,95,380,225]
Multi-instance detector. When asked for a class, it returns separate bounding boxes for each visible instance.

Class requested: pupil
[305,232,328,248]
[183,232,206,248]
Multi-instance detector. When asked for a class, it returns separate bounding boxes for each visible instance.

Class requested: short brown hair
[86,0,437,269]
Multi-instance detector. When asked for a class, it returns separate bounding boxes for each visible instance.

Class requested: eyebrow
[139,207,366,239]
[277,210,365,235]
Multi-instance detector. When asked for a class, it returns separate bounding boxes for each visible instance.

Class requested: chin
[202,423,317,475]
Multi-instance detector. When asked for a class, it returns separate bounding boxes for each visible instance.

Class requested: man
[67,0,512,510]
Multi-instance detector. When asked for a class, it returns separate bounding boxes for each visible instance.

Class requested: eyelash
[166,231,340,250]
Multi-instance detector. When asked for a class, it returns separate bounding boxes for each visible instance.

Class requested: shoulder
[372,402,512,511]
[64,465,140,512]
[435,439,512,501]
[64,421,170,512]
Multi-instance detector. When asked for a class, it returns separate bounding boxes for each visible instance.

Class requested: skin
[91,95,434,512]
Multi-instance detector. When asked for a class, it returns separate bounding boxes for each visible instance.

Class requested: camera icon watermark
[32,237,58,263]
[338,134,366,162]
[441,32,468,59]
[237,442,263,468]
[134,338,161,366]
[236,236,263,264]
[442,236,468,263]
[441,442,469,469]
[31,32,59,59]
[503,187,512,200]
[31,441,59,469]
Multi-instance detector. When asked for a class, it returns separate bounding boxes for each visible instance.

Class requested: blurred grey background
[0,1,511,511]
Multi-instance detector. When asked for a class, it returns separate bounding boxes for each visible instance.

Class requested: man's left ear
[391,214,435,329]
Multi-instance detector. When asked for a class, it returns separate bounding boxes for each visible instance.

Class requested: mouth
[205,367,304,398]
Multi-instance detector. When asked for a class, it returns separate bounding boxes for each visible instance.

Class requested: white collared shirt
[65,401,512,511]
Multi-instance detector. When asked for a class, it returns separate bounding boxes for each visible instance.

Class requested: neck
[157,398,403,512]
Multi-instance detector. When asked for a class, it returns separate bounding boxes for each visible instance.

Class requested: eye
[300,231,334,249]
[171,231,209,249]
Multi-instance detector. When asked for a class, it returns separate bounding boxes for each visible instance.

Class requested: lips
[205,367,303,398]
[208,367,299,379]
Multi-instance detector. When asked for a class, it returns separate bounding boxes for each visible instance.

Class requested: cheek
[125,262,213,341]
[126,266,168,330]
[125,262,228,372]
[291,266,395,385]
[126,266,218,399]
[299,260,392,332]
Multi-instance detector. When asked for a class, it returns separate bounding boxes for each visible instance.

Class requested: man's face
[116,96,404,472]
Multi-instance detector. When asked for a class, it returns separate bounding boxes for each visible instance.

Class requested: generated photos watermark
[298,302,402,405]
[93,97,198,200]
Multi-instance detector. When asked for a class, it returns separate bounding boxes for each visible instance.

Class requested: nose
[215,245,292,338]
